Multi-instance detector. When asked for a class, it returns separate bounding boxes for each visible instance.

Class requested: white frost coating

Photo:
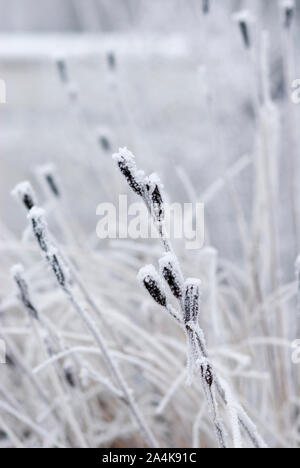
[36,164,56,178]
[185,278,202,289]
[159,252,184,300]
[159,252,184,282]
[137,264,163,287]
[220,379,243,448]
[10,264,25,277]
[232,10,254,23]
[113,147,135,164]
[113,147,146,196]
[147,172,164,190]
[27,206,46,221]
[281,0,295,8]
[11,181,36,203]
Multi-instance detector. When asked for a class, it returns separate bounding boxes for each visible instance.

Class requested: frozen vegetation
[0,0,300,448]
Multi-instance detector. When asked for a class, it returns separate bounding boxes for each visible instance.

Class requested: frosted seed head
[54,54,69,84]
[146,174,165,223]
[138,265,167,308]
[11,264,39,320]
[64,360,76,388]
[28,207,49,254]
[36,164,60,198]
[202,0,210,14]
[11,264,25,277]
[232,10,253,24]
[106,51,117,71]
[97,127,112,153]
[184,278,201,323]
[113,148,145,196]
[281,0,295,28]
[159,253,184,299]
[232,10,254,49]
[199,358,214,387]
[51,254,69,289]
[12,181,37,211]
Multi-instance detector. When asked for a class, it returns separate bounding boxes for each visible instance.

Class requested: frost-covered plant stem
[11,264,89,448]
[13,181,120,351]
[115,148,267,448]
[26,206,158,448]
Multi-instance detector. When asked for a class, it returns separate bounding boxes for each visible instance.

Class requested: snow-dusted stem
[26,207,158,448]
[116,148,267,448]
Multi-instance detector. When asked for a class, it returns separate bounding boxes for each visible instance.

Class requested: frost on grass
[54,54,69,84]
[281,0,295,28]
[146,173,165,223]
[159,253,184,300]
[113,147,145,197]
[138,265,167,308]
[232,10,254,48]
[28,207,69,288]
[11,264,39,320]
[184,278,201,324]
[12,181,37,211]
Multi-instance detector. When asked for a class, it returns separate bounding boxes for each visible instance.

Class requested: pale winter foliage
[0,0,300,449]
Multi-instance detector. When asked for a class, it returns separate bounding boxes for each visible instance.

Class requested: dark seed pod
[239,21,250,48]
[202,0,210,14]
[233,11,252,49]
[99,135,111,152]
[29,209,49,254]
[12,181,36,212]
[146,175,165,223]
[51,254,66,288]
[23,193,35,210]
[45,174,60,198]
[159,253,184,300]
[64,361,76,388]
[37,165,60,198]
[118,160,144,196]
[138,265,167,308]
[184,278,201,323]
[56,57,69,84]
[5,353,15,367]
[107,51,116,71]
[151,185,164,222]
[65,369,76,387]
[113,148,145,197]
[201,363,213,387]
[11,265,39,321]
[283,2,295,28]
